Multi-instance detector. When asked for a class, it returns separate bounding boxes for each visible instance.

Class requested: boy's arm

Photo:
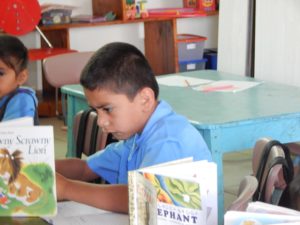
[55,158,99,182]
[56,173,128,213]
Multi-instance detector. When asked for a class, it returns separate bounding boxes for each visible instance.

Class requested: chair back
[43,51,94,88]
[73,109,108,158]
[252,138,294,205]
[227,175,258,211]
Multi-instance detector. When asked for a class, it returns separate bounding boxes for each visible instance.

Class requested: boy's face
[0,60,28,99]
[84,87,156,140]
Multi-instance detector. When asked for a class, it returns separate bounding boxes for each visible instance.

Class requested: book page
[224,211,300,225]
[156,75,212,87]
[44,201,129,225]
[247,201,300,216]
[0,116,33,126]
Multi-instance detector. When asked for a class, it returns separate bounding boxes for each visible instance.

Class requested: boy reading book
[55,42,212,213]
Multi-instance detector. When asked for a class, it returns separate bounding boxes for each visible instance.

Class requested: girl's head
[0,35,29,98]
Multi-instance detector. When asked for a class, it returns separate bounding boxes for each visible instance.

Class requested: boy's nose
[97,115,110,128]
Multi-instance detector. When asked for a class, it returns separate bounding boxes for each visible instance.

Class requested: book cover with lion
[128,159,217,225]
[0,126,57,217]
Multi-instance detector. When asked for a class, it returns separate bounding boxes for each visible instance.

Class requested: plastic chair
[42,51,94,121]
[73,109,108,158]
[227,175,258,211]
[252,138,292,204]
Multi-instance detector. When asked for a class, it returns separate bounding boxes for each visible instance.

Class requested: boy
[0,35,38,124]
[56,42,212,213]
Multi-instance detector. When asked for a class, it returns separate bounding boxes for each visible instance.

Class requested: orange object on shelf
[198,0,216,11]
[183,0,216,12]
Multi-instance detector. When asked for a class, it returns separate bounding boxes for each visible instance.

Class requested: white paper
[44,201,129,225]
[156,75,212,87]
[0,116,33,126]
[193,80,261,93]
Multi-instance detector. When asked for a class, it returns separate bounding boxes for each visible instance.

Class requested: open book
[0,117,57,216]
[128,158,217,225]
[224,201,300,225]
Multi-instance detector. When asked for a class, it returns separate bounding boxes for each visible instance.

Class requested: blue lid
[179,58,208,65]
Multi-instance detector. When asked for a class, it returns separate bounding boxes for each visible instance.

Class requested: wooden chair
[42,51,94,121]
[227,175,258,211]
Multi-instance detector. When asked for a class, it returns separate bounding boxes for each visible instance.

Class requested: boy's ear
[139,87,155,110]
[17,69,29,85]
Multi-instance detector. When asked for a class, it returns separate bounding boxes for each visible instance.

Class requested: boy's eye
[103,106,113,113]
[0,70,4,76]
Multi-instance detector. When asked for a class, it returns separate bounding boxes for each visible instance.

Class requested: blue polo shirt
[87,100,211,184]
[0,87,38,122]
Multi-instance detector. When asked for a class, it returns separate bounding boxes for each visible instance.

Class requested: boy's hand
[56,172,68,201]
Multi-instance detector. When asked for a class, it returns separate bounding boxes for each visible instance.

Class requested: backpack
[252,138,294,207]
[0,89,39,125]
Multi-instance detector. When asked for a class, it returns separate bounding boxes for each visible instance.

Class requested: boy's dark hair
[80,42,159,100]
[0,35,28,75]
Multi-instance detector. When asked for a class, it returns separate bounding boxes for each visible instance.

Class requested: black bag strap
[76,108,94,158]
[0,88,39,125]
[253,140,294,202]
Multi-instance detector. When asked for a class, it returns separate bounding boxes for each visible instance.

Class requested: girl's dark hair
[80,42,159,100]
[0,35,28,74]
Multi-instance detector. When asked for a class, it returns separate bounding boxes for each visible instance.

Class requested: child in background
[0,35,38,124]
[55,42,212,213]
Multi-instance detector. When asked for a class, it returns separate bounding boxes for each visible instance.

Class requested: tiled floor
[40,116,253,212]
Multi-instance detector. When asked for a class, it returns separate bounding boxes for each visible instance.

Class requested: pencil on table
[184,79,191,87]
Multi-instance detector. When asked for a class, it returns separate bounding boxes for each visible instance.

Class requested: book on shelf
[0,118,57,217]
[224,201,300,225]
[71,11,116,23]
[128,158,217,225]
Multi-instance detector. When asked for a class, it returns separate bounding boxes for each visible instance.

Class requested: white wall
[20,0,218,90]
[217,0,250,76]
[255,0,300,86]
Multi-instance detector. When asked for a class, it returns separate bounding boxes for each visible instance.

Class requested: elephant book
[128,159,217,225]
[0,124,57,217]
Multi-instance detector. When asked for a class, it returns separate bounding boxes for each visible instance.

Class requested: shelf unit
[37,1,217,116]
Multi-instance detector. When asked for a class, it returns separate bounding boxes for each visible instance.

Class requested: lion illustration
[0,148,42,205]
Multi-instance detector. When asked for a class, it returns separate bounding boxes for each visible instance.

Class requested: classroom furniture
[227,175,258,211]
[38,2,217,76]
[61,70,300,225]
[34,1,217,116]
[42,51,94,119]
[0,0,77,117]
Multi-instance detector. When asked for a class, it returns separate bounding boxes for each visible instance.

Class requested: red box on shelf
[183,0,216,11]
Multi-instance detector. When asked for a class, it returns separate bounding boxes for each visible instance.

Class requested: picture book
[224,211,300,225]
[0,116,33,127]
[0,125,57,217]
[128,159,217,225]
[224,201,300,225]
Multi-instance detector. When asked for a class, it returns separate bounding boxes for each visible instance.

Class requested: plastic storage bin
[177,34,207,61]
[204,48,218,70]
[179,58,207,72]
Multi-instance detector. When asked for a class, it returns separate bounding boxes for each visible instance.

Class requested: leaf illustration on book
[144,173,201,209]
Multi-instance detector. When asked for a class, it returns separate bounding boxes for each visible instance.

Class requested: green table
[61,70,300,225]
